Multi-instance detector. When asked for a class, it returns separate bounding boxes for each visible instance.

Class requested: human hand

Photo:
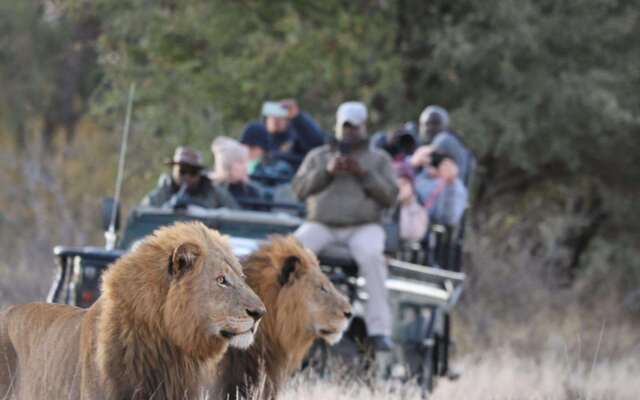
[438,159,459,183]
[168,185,191,210]
[280,99,300,119]
[343,157,366,177]
[410,145,432,168]
[327,155,346,176]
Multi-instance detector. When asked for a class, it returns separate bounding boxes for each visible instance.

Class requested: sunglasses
[178,165,200,177]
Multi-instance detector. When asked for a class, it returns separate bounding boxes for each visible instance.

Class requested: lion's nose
[344,311,352,319]
[246,307,265,321]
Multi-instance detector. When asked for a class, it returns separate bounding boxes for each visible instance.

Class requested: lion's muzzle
[218,312,264,349]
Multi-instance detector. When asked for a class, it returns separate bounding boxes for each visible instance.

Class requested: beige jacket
[292,143,398,227]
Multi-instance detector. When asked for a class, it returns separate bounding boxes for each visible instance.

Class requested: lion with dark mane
[212,235,352,400]
[0,221,265,400]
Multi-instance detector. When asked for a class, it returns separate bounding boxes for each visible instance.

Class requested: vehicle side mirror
[101,197,121,232]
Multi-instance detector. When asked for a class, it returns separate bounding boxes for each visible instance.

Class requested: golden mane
[213,235,351,400]
[0,222,264,400]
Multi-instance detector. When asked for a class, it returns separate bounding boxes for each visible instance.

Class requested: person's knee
[294,222,332,252]
[295,222,324,238]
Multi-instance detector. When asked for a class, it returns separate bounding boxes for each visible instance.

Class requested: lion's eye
[320,285,328,293]
[217,275,229,287]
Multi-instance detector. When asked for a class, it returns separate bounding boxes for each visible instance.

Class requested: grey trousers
[294,222,392,336]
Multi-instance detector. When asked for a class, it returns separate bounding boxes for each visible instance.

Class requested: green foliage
[89,0,640,288]
[0,2,68,138]
[93,0,640,188]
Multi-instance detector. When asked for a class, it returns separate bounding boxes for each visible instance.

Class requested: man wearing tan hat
[292,101,398,351]
[141,146,238,210]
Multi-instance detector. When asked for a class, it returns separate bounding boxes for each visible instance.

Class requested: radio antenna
[105,83,136,250]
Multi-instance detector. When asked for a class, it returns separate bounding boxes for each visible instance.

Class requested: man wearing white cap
[292,101,398,351]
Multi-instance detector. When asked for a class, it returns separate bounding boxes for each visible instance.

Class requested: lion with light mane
[0,221,265,400]
[212,235,352,400]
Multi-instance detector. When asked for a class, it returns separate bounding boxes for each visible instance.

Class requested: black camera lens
[430,152,448,168]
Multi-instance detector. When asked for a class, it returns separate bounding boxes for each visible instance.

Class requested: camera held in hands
[338,141,353,156]
[387,125,417,157]
[430,152,450,168]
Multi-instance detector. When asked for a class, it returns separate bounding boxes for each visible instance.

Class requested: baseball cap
[261,101,289,118]
[336,101,367,127]
[240,122,270,151]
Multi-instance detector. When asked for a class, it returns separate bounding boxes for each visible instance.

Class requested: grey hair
[419,105,450,128]
[211,136,248,181]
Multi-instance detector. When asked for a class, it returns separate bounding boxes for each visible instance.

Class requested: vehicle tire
[420,345,435,396]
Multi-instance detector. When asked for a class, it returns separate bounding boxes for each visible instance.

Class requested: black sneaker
[369,335,393,352]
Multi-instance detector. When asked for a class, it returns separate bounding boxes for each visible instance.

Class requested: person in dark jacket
[240,122,294,185]
[259,99,326,172]
[370,122,418,162]
[141,147,238,210]
[292,101,398,352]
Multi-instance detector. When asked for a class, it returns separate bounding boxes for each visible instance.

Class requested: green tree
[0,1,100,148]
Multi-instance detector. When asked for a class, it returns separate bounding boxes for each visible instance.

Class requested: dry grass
[1,348,637,400]
[277,348,640,400]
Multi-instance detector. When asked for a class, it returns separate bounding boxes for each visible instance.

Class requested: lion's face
[302,259,352,344]
[162,229,266,354]
[276,249,352,345]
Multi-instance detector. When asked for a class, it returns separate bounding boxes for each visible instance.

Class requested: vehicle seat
[318,243,359,276]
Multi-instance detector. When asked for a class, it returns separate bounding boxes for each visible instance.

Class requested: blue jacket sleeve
[289,111,326,154]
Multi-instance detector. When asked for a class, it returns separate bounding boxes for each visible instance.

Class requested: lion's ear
[278,256,300,286]
[169,242,201,276]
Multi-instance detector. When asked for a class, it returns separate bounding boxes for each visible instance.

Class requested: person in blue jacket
[240,122,294,184]
[418,105,474,185]
[259,99,326,172]
[413,149,468,226]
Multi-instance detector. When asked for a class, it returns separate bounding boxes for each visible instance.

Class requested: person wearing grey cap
[259,98,326,172]
[141,146,239,210]
[292,101,398,351]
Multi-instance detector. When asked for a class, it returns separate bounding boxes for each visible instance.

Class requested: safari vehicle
[47,201,464,394]
[47,204,301,306]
